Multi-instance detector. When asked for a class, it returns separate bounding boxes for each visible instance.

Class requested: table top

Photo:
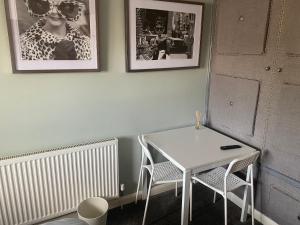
[144,126,257,172]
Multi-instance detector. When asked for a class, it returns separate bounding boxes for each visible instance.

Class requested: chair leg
[213,191,217,203]
[141,169,144,196]
[251,184,255,225]
[241,167,251,222]
[189,181,193,222]
[224,194,228,225]
[142,174,153,225]
[251,169,255,225]
[175,182,178,197]
[135,167,143,204]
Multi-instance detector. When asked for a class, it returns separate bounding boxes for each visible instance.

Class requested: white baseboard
[41,184,177,224]
[109,184,279,225]
[227,193,279,225]
[108,183,176,209]
[45,184,278,225]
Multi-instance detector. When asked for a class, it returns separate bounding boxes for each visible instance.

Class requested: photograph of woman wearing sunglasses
[19,0,91,60]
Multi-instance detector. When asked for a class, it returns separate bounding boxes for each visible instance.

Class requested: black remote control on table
[220,145,242,150]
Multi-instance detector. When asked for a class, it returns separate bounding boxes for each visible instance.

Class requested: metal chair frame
[135,135,191,225]
[192,151,259,225]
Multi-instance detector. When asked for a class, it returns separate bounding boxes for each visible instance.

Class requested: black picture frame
[4,0,101,73]
[125,0,204,72]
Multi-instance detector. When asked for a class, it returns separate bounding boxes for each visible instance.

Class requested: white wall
[0,0,213,193]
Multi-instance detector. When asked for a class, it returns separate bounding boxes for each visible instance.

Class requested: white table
[144,126,257,225]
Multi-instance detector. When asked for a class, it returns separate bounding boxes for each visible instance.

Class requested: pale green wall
[0,0,213,194]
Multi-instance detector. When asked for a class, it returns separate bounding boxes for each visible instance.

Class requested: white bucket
[78,197,109,225]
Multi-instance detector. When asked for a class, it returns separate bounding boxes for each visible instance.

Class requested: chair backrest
[226,151,260,175]
[138,135,154,168]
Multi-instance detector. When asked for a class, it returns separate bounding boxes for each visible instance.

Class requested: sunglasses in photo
[24,0,85,21]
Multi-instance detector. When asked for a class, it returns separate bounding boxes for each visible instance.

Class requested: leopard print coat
[20,20,91,60]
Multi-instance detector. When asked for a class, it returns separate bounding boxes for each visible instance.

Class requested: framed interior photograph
[4,0,100,73]
[125,0,204,72]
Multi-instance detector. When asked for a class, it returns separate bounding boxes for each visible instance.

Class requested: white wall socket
[120,183,125,192]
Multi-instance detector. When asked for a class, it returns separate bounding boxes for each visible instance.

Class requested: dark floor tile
[107,184,262,225]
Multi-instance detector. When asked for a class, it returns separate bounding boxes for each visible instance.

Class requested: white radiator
[0,138,119,225]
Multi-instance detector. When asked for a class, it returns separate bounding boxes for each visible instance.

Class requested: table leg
[181,170,191,225]
[240,166,251,222]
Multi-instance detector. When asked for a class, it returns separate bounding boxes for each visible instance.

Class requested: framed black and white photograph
[125,0,204,72]
[4,0,100,73]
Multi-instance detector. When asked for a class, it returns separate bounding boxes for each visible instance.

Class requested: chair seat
[144,161,182,184]
[193,167,248,193]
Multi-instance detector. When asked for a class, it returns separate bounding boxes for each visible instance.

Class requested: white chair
[135,135,192,225]
[192,151,260,225]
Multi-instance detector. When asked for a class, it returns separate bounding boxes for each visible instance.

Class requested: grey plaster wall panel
[259,167,300,225]
[268,186,300,225]
[280,0,300,56]
[208,0,284,148]
[264,83,300,181]
[216,0,270,55]
[209,75,260,137]
[209,0,300,223]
